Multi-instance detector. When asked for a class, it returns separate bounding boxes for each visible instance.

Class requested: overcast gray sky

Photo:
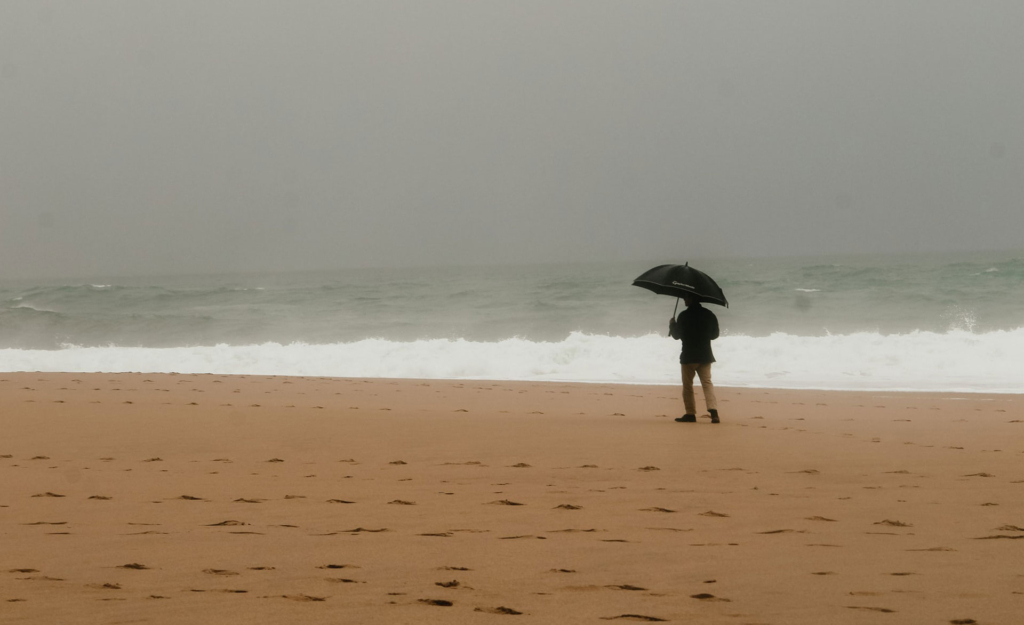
[1,1,1021,279]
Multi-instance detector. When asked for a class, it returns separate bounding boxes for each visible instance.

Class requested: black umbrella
[632,263,729,311]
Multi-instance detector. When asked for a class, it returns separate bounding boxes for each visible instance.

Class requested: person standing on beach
[669,293,720,423]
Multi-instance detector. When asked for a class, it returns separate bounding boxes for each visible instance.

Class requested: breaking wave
[2,329,1022,393]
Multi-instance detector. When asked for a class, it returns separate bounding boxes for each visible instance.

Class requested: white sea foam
[12,304,56,312]
[794,288,821,292]
[2,330,1022,393]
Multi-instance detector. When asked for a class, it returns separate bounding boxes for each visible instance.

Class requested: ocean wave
[9,304,60,314]
[1,330,1021,393]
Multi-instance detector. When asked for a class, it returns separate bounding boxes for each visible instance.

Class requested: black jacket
[669,303,719,364]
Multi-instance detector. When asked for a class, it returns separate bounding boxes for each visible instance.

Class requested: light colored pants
[682,363,717,415]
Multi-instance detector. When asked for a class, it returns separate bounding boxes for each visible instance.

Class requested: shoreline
[3,372,1023,623]
[4,370,1022,396]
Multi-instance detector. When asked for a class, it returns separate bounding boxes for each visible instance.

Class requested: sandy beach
[2,372,1022,624]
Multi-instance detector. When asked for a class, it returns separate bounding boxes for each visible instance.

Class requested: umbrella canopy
[632,263,729,307]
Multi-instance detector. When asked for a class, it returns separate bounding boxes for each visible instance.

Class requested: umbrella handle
[673,297,680,318]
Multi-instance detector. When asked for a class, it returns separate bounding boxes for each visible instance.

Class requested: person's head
[682,293,695,307]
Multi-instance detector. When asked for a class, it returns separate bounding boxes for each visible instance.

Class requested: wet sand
[2,372,1022,624]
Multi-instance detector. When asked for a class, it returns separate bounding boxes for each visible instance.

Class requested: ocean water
[2,251,1022,392]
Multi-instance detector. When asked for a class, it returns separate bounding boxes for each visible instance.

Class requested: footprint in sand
[31,492,65,498]
[118,563,150,570]
[554,504,583,510]
[419,599,453,606]
[202,568,240,576]
[637,466,660,472]
[691,593,729,602]
[488,499,524,506]
[607,584,646,591]
[600,615,667,622]
[87,583,122,590]
[699,511,729,517]
[475,607,523,615]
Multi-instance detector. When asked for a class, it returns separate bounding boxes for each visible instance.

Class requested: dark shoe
[709,409,720,424]
[675,414,696,423]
